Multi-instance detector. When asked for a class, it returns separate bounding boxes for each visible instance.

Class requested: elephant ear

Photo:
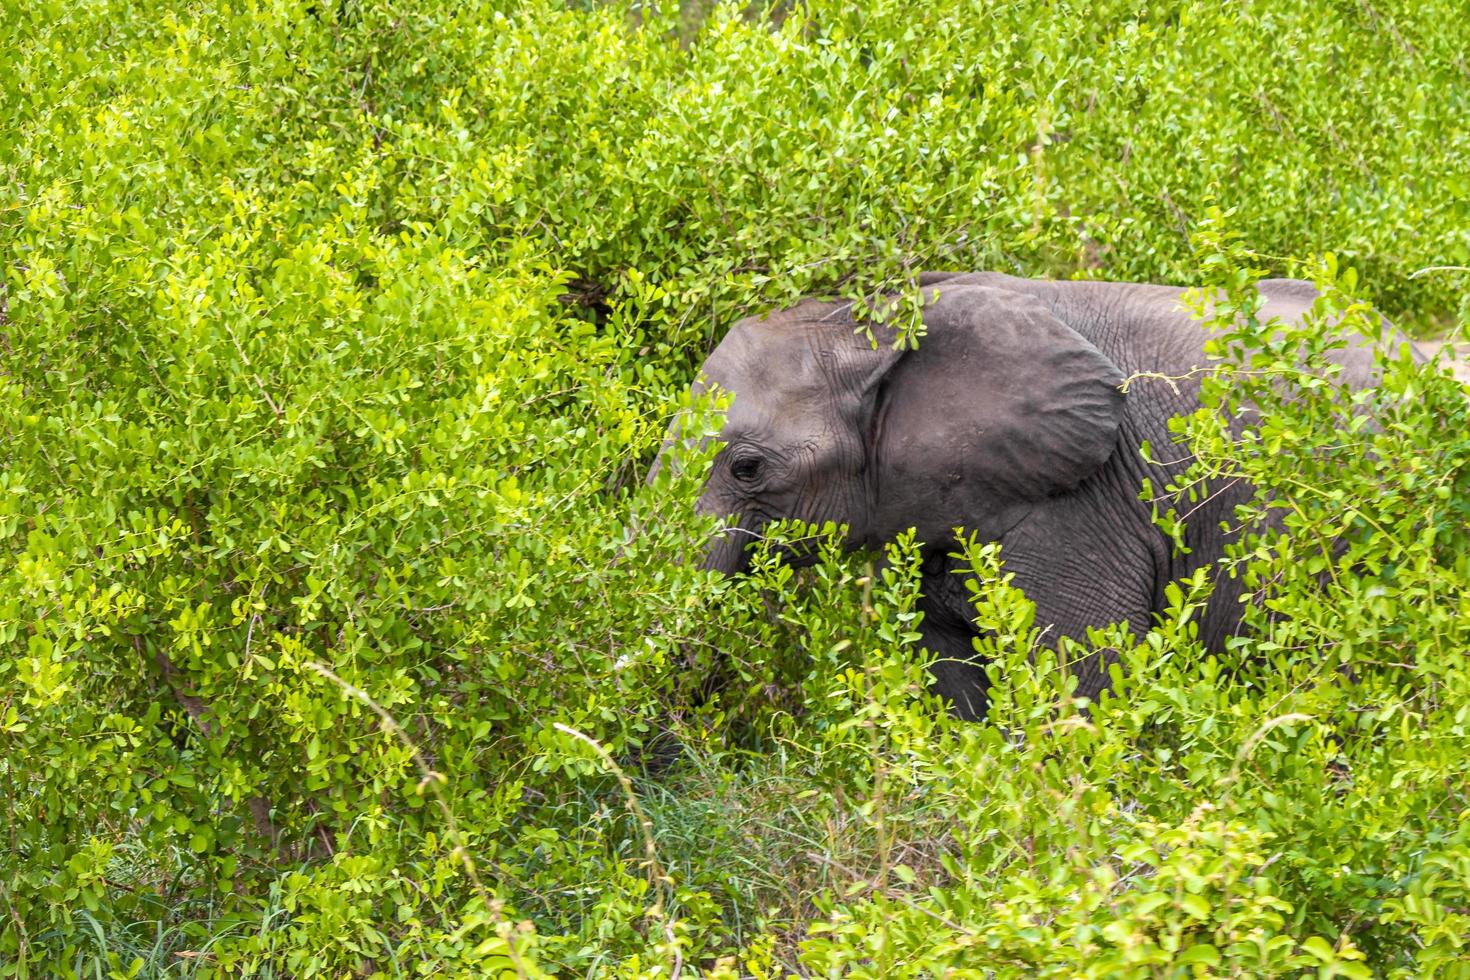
[872,284,1126,534]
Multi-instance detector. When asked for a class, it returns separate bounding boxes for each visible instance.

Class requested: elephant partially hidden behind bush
[662,272,1415,719]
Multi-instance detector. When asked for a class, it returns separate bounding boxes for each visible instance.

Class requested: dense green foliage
[2,0,1468,975]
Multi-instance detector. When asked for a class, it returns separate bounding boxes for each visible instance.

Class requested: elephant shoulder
[1256,278,1322,304]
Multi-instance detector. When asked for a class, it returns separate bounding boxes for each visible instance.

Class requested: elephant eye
[730,454,763,483]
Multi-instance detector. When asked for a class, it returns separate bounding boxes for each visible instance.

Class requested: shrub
[2,0,1468,976]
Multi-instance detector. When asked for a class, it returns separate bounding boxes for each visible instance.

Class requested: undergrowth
[3,0,1469,976]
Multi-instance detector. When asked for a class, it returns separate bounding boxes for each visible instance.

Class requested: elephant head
[682,284,1128,574]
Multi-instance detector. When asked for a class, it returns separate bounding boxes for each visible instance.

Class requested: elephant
[670,272,1410,720]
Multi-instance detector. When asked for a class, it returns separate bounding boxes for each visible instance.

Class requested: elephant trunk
[699,515,756,577]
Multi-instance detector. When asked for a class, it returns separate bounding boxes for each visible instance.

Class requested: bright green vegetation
[3,0,1468,976]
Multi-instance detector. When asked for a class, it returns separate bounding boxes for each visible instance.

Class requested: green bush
[2,0,1468,976]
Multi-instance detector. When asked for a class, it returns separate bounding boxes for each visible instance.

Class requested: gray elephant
[672,272,1407,720]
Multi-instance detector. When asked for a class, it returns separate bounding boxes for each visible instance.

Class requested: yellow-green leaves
[2,0,1468,975]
